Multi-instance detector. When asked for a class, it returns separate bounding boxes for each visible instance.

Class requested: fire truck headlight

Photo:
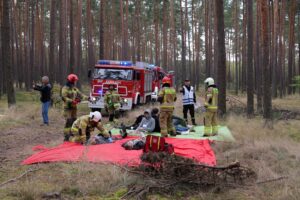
[91,97,97,102]
[124,99,128,103]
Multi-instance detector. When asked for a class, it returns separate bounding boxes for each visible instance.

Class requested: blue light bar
[149,64,155,67]
[97,60,133,66]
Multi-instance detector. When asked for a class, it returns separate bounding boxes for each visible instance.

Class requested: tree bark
[260,0,272,119]
[246,0,254,116]
[180,0,186,82]
[59,0,67,84]
[162,0,169,70]
[214,0,226,115]
[86,0,95,69]
[287,0,296,94]
[99,0,105,59]
[1,0,16,106]
[49,0,57,83]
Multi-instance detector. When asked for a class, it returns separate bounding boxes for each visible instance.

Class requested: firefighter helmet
[204,77,215,86]
[67,74,79,83]
[89,111,102,122]
[162,76,171,84]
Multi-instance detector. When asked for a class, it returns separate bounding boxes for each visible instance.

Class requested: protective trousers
[159,110,175,137]
[183,104,195,124]
[70,128,90,144]
[204,111,218,136]
[108,108,119,122]
[63,109,77,141]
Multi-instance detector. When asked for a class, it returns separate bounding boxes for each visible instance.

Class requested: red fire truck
[88,60,174,111]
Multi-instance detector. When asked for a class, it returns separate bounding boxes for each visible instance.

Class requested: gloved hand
[106,137,113,143]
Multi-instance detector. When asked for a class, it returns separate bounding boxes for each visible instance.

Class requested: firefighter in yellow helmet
[104,84,121,122]
[69,111,110,144]
[61,74,89,141]
[158,76,177,137]
[203,77,219,136]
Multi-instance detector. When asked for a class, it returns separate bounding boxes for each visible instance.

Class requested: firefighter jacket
[205,86,218,112]
[158,87,177,111]
[104,90,121,109]
[181,86,196,105]
[71,115,110,139]
[61,84,87,109]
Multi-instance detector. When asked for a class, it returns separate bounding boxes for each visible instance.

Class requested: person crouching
[69,111,110,144]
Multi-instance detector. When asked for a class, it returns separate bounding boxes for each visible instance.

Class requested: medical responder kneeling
[69,111,111,144]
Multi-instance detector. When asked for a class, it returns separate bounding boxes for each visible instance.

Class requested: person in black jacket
[33,76,52,126]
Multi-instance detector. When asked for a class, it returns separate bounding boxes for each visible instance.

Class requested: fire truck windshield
[93,68,133,80]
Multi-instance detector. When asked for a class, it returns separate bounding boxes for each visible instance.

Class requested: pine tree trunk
[99,0,105,59]
[75,0,82,81]
[260,0,272,119]
[49,0,57,83]
[162,0,168,70]
[86,0,95,69]
[255,0,262,111]
[2,0,16,106]
[214,0,226,115]
[59,0,67,84]
[154,0,160,65]
[287,0,296,95]
[272,0,280,98]
[234,0,239,95]
[246,0,254,116]
[180,0,186,82]
[204,0,210,77]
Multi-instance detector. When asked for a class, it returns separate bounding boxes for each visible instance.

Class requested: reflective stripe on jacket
[182,86,194,105]
[158,87,176,110]
[104,90,121,108]
[205,87,218,112]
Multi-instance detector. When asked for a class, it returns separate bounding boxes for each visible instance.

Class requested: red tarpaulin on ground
[22,137,216,166]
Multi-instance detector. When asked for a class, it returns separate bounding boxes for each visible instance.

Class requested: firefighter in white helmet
[203,77,219,136]
[69,111,110,144]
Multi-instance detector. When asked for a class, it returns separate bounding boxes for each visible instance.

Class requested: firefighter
[61,74,88,141]
[104,84,121,122]
[70,111,110,144]
[158,76,177,137]
[203,77,219,136]
[180,79,197,125]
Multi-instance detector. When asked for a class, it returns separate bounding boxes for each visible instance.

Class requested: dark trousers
[183,104,195,121]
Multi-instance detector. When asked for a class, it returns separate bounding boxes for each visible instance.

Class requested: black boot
[109,114,114,122]
[192,119,197,126]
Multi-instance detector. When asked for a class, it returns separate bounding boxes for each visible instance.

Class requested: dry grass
[0,91,300,199]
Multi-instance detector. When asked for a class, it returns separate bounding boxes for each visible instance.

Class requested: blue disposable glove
[106,137,113,143]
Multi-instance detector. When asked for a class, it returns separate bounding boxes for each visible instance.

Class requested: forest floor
[0,88,300,200]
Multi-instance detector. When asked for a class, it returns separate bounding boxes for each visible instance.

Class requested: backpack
[143,135,174,154]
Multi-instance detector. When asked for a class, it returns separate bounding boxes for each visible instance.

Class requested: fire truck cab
[88,60,172,111]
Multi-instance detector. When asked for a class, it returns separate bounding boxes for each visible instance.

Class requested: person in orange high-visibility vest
[157,76,177,137]
[203,77,219,136]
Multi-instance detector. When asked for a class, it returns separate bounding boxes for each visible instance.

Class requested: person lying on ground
[69,111,110,144]
[33,76,52,126]
[122,131,146,150]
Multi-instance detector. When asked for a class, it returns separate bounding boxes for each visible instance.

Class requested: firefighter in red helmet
[157,76,177,137]
[61,74,89,141]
